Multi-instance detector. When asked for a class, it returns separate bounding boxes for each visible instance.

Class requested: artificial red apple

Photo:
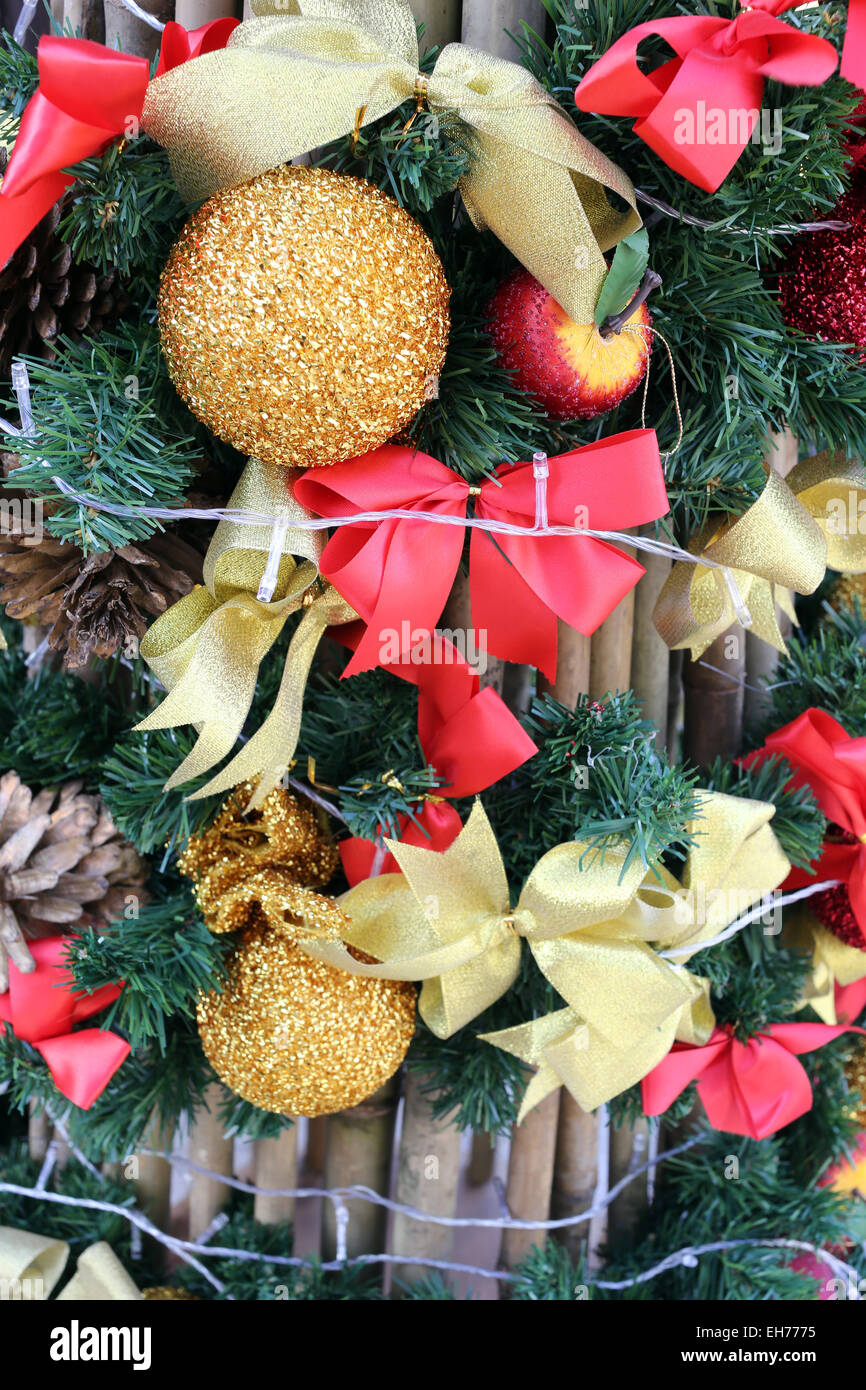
[486,267,651,421]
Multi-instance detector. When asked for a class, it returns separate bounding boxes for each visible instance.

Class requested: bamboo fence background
[1,0,777,1297]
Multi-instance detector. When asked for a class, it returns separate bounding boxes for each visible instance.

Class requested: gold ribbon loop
[141,0,640,323]
[653,456,866,660]
[137,458,356,805]
[301,790,789,1109]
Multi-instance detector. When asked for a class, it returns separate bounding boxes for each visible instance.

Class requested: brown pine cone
[0,192,130,376]
[0,770,148,991]
[0,527,203,666]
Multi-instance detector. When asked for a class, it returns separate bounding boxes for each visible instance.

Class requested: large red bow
[0,936,129,1110]
[749,708,866,945]
[294,431,669,682]
[336,627,537,884]
[0,19,238,269]
[642,1020,862,1139]
[574,1,843,193]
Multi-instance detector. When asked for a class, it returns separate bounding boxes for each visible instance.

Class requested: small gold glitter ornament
[196,888,416,1116]
[845,1036,866,1130]
[177,783,339,930]
[158,165,450,468]
[142,1287,201,1300]
[827,571,866,616]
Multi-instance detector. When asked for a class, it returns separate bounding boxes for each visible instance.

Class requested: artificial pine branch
[752,597,866,740]
[3,327,201,552]
[66,886,230,1052]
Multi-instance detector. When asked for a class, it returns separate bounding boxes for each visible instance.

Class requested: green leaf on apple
[593,229,650,330]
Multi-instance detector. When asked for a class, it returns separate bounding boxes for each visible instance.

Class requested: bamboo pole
[413,0,462,53]
[604,544,672,1236]
[62,0,105,39]
[133,1112,173,1268]
[589,571,635,701]
[102,0,168,60]
[391,1071,461,1290]
[321,1078,400,1260]
[500,1087,558,1269]
[744,428,799,733]
[186,1084,233,1240]
[630,539,672,739]
[174,0,239,25]
[467,1130,495,1186]
[460,0,545,55]
[253,1126,298,1227]
[532,623,597,1266]
[28,1102,50,1162]
[682,630,746,770]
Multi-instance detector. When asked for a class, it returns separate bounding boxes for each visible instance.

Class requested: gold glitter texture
[158,165,450,468]
[142,1287,200,1300]
[177,782,338,930]
[845,1036,866,1131]
[196,890,416,1116]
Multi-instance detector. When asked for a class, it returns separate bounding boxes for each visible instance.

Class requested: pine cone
[0,192,130,376]
[0,770,147,991]
[0,527,203,666]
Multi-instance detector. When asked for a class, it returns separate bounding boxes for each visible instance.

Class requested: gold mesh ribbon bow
[0,1228,141,1300]
[653,453,866,661]
[136,460,356,807]
[141,0,640,324]
[300,791,789,1113]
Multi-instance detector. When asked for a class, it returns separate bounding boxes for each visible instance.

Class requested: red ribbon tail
[35,1029,130,1110]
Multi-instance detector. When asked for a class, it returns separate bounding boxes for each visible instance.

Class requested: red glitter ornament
[779,175,866,357]
[811,831,866,951]
[486,268,650,421]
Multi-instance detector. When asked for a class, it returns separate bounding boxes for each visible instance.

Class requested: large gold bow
[136,459,356,807]
[0,1227,141,1300]
[141,0,640,324]
[653,453,866,660]
[301,790,789,1113]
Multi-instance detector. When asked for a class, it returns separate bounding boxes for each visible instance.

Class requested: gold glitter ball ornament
[827,571,866,617]
[177,783,339,930]
[845,1036,866,1131]
[196,889,417,1117]
[158,165,450,468]
[142,1287,201,1300]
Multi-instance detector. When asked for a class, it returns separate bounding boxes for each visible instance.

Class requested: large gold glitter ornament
[196,889,416,1116]
[158,165,450,468]
[177,783,339,930]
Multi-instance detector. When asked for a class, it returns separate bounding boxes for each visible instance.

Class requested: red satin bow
[749,708,866,945]
[0,936,129,1109]
[0,19,238,269]
[642,1020,862,1139]
[574,0,843,193]
[336,627,537,884]
[294,431,669,682]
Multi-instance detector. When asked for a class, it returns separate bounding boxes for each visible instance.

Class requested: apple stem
[599,269,663,340]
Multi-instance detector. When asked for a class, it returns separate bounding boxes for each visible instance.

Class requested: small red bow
[336,627,536,884]
[574,1,844,193]
[642,1019,862,1139]
[294,431,669,683]
[0,19,238,269]
[0,936,129,1110]
[748,708,866,946]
